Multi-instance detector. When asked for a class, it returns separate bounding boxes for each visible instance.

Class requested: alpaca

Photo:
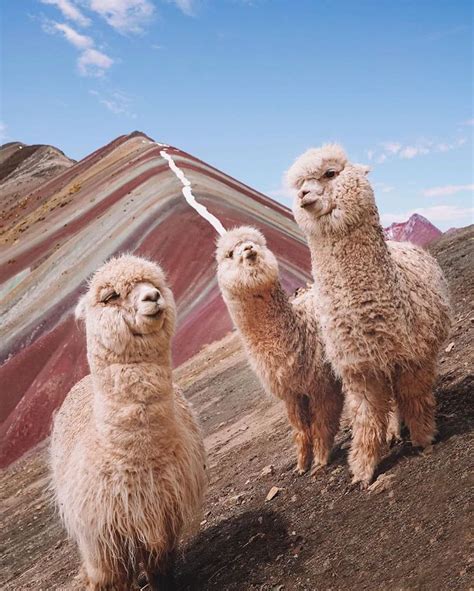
[216,226,343,475]
[50,255,206,590]
[287,144,451,486]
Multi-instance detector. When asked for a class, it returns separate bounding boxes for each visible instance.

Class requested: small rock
[231,493,244,504]
[445,342,455,353]
[265,486,281,502]
[291,494,297,502]
[368,473,395,493]
[200,519,207,526]
[261,464,274,477]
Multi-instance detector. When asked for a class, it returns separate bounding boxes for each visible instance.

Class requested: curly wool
[288,145,451,485]
[50,255,206,589]
[216,227,343,474]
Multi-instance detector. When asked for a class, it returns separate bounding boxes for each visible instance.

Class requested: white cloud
[78,47,114,76]
[381,142,402,155]
[381,205,473,227]
[423,184,474,197]
[41,0,91,26]
[462,118,474,126]
[368,136,468,164]
[374,182,395,193]
[399,145,430,159]
[89,89,136,116]
[51,22,93,48]
[43,20,113,76]
[168,0,196,15]
[87,0,155,33]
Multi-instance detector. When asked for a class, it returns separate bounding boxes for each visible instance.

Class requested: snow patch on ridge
[160,149,226,236]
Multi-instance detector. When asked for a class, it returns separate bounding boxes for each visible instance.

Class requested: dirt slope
[0,142,75,230]
[0,225,472,590]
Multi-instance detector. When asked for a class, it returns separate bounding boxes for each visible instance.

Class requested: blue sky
[1,0,473,229]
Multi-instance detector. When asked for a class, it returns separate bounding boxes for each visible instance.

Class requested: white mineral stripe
[160,149,226,236]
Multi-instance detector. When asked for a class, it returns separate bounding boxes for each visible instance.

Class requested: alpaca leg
[145,552,176,591]
[346,372,391,487]
[79,539,129,591]
[284,395,313,474]
[339,396,355,431]
[309,380,343,475]
[386,399,401,444]
[396,365,437,448]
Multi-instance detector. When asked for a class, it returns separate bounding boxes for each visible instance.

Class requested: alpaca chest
[316,285,402,372]
[85,461,185,545]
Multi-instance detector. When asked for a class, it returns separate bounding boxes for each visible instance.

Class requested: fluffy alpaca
[216,227,343,474]
[287,145,451,486]
[50,255,206,590]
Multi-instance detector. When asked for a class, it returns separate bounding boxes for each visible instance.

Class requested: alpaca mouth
[300,198,319,209]
[244,251,257,261]
[301,200,335,218]
[142,307,163,318]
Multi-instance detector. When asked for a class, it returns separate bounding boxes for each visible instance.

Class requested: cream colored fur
[50,255,206,590]
[287,145,451,486]
[216,227,343,475]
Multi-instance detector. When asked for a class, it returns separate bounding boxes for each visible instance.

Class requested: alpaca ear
[75,296,87,321]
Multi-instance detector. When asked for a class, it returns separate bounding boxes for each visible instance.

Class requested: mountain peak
[384,213,442,247]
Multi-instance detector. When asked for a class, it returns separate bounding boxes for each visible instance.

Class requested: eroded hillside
[0,226,472,591]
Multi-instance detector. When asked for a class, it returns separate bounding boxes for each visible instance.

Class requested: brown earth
[0,142,75,233]
[0,226,472,591]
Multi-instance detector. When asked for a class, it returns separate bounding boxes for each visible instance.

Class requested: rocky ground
[0,226,472,591]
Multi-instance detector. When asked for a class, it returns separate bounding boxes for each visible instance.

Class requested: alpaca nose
[299,189,310,199]
[242,243,257,260]
[141,288,160,302]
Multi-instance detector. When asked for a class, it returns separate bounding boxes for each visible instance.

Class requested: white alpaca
[287,145,451,486]
[50,255,206,590]
[216,227,343,475]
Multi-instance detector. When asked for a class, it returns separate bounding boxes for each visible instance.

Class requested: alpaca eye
[102,291,119,303]
[324,169,336,179]
[227,250,234,259]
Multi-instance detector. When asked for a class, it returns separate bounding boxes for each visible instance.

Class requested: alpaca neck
[225,282,296,348]
[89,353,175,451]
[308,221,395,296]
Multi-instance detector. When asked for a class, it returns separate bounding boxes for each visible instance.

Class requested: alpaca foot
[350,461,375,489]
[386,425,402,446]
[295,449,313,475]
[351,474,371,490]
[411,434,435,449]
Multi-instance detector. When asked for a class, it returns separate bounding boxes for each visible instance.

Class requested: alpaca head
[215,226,279,295]
[76,254,176,363]
[286,144,377,238]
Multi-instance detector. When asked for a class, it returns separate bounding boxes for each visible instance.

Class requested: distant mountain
[384,213,443,247]
[0,141,75,232]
